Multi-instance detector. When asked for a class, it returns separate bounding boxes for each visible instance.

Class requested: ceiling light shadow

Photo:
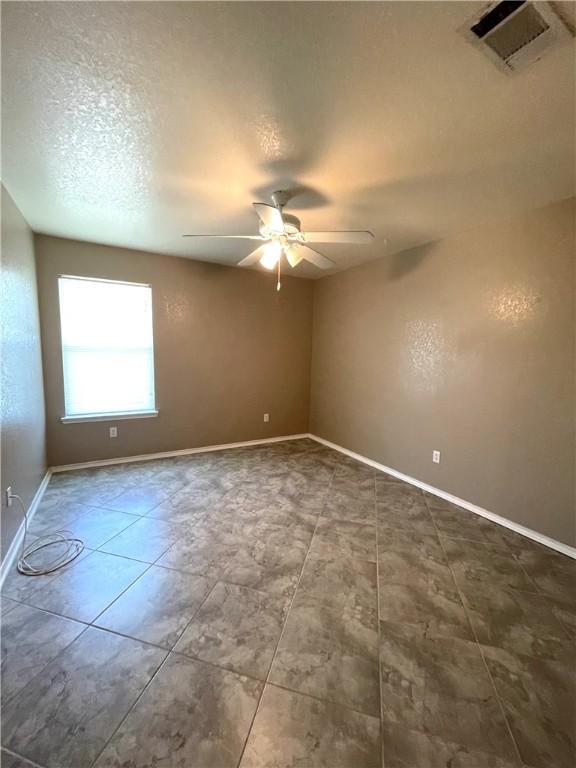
[387,241,436,281]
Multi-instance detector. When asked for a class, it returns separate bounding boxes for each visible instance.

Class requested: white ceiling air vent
[463,1,573,73]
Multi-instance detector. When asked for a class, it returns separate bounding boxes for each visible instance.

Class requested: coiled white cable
[10,492,84,576]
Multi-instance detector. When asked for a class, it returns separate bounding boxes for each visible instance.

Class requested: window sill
[61,410,159,424]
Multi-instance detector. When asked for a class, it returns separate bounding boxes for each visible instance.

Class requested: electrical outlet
[109,426,118,438]
[432,450,441,464]
[5,486,12,507]
[263,413,270,423]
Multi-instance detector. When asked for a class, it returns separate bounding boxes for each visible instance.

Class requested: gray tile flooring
[1,438,574,767]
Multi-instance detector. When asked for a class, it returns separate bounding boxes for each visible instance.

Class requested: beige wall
[311,197,576,547]
[1,187,47,560]
[20,199,576,547]
[35,236,313,466]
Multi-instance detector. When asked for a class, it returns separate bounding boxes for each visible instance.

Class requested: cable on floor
[9,492,84,576]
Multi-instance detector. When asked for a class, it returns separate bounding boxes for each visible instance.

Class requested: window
[58,276,157,421]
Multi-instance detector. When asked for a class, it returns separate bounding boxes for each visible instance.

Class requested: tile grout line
[234,470,337,768]
[81,556,156,627]
[425,496,525,768]
[2,549,158,666]
[5,579,220,662]
[2,444,321,766]
[1,597,93,627]
[87,574,222,768]
[85,555,151,624]
[374,471,385,768]
[28,467,189,571]
[90,513,143,552]
[8,443,564,766]
[161,644,385,721]
[429,514,574,634]
[97,479,192,519]
[68,464,199,520]
[1,619,92,717]
[1,745,48,768]
[158,574,222,655]
[508,551,576,644]
[86,482,232,626]
[86,648,171,768]
[0,544,97,612]
[0,522,145,749]
[258,680,382,721]
[79,622,182,653]
[311,434,576,561]
[377,481,436,764]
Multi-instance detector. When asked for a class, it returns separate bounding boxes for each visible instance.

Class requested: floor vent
[462,1,573,73]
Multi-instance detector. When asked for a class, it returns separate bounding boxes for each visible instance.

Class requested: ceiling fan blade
[237,244,269,267]
[253,203,285,234]
[284,244,304,268]
[182,234,263,239]
[300,230,374,244]
[297,245,335,270]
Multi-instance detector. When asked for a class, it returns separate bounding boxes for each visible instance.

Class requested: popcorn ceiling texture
[2,2,574,277]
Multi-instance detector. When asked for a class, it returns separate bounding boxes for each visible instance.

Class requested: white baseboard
[308,433,576,560]
[0,469,52,588]
[50,433,310,473]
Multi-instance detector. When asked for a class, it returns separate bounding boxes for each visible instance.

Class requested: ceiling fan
[183,190,374,290]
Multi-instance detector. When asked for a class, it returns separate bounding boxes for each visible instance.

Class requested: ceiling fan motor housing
[183,188,373,276]
[271,190,291,209]
[280,214,301,235]
[259,213,301,238]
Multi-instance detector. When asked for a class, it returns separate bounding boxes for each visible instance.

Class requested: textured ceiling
[2,1,575,277]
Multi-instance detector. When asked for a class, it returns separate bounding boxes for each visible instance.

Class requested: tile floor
[1,438,574,768]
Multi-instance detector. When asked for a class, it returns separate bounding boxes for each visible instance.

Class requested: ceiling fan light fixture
[259,240,282,270]
[182,190,375,286]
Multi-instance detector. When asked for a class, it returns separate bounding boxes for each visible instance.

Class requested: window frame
[57,274,159,424]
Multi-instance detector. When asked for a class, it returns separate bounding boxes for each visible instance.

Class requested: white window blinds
[58,276,156,417]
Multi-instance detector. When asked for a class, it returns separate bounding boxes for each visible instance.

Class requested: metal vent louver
[463,1,573,73]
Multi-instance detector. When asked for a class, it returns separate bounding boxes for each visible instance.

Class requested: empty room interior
[1,2,575,767]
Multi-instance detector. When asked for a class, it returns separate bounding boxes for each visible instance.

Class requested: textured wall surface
[311,197,576,546]
[1,186,47,560]
[36,236,313,466]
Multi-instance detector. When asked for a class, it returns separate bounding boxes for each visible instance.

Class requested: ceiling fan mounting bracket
[271,190,291,209]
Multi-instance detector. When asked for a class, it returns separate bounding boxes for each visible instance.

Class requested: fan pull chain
[277,252,281,291]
